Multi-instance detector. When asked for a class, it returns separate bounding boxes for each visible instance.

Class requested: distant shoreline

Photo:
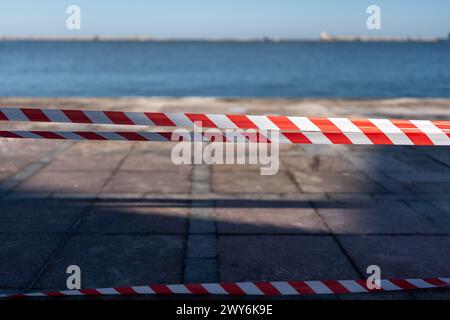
[1,36,449,43]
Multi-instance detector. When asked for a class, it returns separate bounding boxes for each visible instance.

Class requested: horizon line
[1,35,448,43]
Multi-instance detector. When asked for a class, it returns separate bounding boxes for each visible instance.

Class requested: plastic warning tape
[1,129,449,146]
[1,107,449,146]
[1,277,449,298]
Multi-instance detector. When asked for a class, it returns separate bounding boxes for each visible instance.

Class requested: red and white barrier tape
[0,107,449,146]
[1,129,448,146]
[1,277,449,298]
[1,107,449,146]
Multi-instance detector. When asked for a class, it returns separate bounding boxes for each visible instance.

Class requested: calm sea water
[0,41,449,98]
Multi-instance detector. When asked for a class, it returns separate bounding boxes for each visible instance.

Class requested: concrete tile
[388,172,450,183]
[76,202,188,234]
[406,182,450,194]
[34,235,184,289]
[103,171,191,194]
[317,201,440,234]
[342,153,415,173]
[218,236,359,282]
[186,235,217,258]
[18,171,112,194]
[327,193,374,201]
[120,153,192,173]
[0,199,90,233]
[395,155,450,172]
[216,207,327,234]
[293,172,384,193]
[64,141,133,156]
[0,171,13,182]
[44,155,125,171]
[283,155,359,172]
[189,213,216,234]
[338,235,450,278]
[432,201,450,215]
[0,157,34,172]
[0,139,58,157]
[0,235,62,288]
[213,172,298,194]
[406,201,450,232]
[184,259,219,283]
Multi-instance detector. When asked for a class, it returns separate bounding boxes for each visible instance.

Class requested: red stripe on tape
[282,132,312,144]
[117,132,148,141]
[267,116,299,131]
[424,278,449,286]
[63,110,93,123]
[75,132,107,140]
[221,283,246,295]
[104,111,134,125]
[0,110,7,121]
[322,280,351,294]
[79,289,102,296]
[115,287,138,295]
[390,279,418,290]
[391,120,433,145]
[227,115,258,129]
[288,281,315,295]
[21,109,51,122]
[0,131,23,139]
[351,119,393,145]
[184,284,210,295]
[45,291,65,297]
[254,282,281,296]
[32,131,64,140]
[145,113,176,127]
[186,113,218,128]
[310,118,352,144]
[149,285,172,295]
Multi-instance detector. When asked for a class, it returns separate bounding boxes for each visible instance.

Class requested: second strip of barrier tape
[1,277,449,299]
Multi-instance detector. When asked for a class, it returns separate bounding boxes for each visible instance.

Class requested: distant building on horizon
[319,31,439,42]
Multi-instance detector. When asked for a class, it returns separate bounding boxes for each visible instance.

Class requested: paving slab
[0,235,62,288]
[293,172,385,193]
[0,171,12,182]
[0,199,90,233]
[103,171,191,194]
[216,207,327,234]
[218,235,359,282]
[406,182,450,194]
[17,171,112,194]
[317,201,440,235]
[34,235,184,289]
[44,154,125,172]
[213,172,299,194]
[0,156,34,172]
[76,201,188,234]
[120,153,192,173]
[184,258,219,283]
[338,235,450,278]
[283,155,359,172]
[432,201,450,215]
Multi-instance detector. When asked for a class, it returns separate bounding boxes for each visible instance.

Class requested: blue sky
[0,0,449,38]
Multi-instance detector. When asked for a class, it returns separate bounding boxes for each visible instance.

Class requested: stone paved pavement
[0,97,450,299]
